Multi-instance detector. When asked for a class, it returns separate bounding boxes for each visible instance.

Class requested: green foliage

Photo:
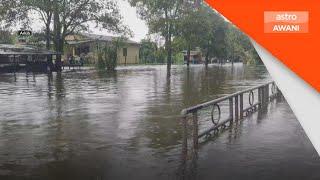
[171,37,187,53]
[225,25,261,64]
[85,52,96,65]
[0,30,15,44]
[50,0,131,57]
[139,38,169,64]
[95,37,127,70]
[96,51,106,70]
[154,47,166,64]
[129,0,182,36]
[130,1,261,65]
[173,52,184,64]
[0,0,28,28]
[27,32,46,47]
[128,0,184,67]
[105,37,125,70]
[2,0,131,64]
[176,4,213,50]
[139,38,157,64]
[104,46,117,70]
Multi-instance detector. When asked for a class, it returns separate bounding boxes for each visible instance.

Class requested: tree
[2,0,131,71]
[0,30,15,44]
[176,2,214,66]
[50,0,131,70]
[95,36,127,70]
[28,32,47,47]
[23,0,54,50]
[198,5,227,66]
[0,0,28,28]
[105,37,127,70]
[128,0,184,69]
[226,25,262,64]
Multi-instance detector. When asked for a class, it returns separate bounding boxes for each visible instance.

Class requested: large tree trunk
[53,35,63,71]
[166,22,173,70]
[205,50,209,67]
[187,44,190,66]
[45,11,52,50]
[205,41,210,67]
[45,11,52,71]
[167,40,172,69]
[45,22,52,71]
[45,23,51,50]
[166,34,172,70]
[53,3,62,71]
[54,39,64,71]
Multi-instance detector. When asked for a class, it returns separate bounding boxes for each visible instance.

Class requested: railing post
[258,87,262,105]
[235,95,239,121]
[262,85,266,105]
[192,112,198,151]
[277,87,282,99]
[182,114,188,158]
[229,97,234,122]
[261,86,266,107]
[240,94,243,119]
[265,84,269,103]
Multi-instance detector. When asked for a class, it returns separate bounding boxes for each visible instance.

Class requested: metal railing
[180,81,281,151]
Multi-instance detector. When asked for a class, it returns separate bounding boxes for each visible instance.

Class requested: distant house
[64,33,140,65]
[182,49,203,64]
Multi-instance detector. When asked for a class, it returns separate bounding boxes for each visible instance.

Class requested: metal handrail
[181,81,274,116]
[180,81,281,153]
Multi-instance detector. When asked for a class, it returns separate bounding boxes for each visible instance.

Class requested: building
[64,33,140,65]
[182,49,203,64]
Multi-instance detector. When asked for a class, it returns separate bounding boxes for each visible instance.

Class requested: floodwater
[0,64,319,180]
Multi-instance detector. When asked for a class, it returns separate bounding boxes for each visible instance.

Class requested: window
[123,48,127,57]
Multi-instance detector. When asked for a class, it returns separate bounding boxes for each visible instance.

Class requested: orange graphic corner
[205,0,320,92]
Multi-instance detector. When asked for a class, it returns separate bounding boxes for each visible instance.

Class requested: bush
[85,52,96,65]
[96,51,106,69]
[173,53,184,64]
[104,46,117,71]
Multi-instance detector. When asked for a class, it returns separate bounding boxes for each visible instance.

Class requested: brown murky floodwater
[0,64,319,180]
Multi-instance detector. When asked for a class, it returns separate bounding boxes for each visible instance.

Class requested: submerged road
[0,64,319,180]
[183,100,320,180]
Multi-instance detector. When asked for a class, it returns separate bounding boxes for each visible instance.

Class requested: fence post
[192,112,198,151]
[240,94,243,119]
[229,98,234,122]
[235,95,239,121]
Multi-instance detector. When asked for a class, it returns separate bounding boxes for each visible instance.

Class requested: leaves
[0,30,15,44]
[1,0,131,53]
[130,0,260,65]
[0,0,28,28]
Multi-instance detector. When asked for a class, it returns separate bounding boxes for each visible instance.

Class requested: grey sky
[91,0,149,42]
[24,0,148,42]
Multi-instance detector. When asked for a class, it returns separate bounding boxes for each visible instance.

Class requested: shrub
[96,51,106,69]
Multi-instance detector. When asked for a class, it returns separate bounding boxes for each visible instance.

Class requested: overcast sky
[91,0,149,42]
[25,0,148,42]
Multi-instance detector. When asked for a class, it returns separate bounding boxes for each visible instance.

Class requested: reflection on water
[0,64,319,180]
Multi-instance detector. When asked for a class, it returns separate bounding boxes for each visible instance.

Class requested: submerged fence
[180,81,281,152]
